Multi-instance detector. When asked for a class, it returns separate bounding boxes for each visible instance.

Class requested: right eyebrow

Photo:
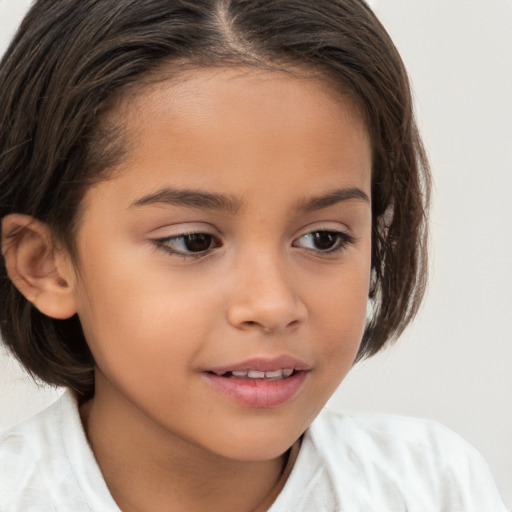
[129,187,243,214]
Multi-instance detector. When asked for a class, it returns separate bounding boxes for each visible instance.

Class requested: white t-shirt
[0,390,506,511]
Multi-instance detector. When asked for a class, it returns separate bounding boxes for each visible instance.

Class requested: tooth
[283,368,294,378]
[264,369,283,379]
[247,370,265,378]
[232,371,249,377]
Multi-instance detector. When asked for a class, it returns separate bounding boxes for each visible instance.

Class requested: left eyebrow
[295,187,370,213]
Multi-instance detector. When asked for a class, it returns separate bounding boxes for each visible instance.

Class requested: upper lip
[205,355,311,373]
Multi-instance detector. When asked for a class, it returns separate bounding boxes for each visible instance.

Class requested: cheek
[313,257,370,360]
[72,252,221,376]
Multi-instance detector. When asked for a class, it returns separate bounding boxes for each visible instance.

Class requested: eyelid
[293,220,353,239]
[147,221,220,239]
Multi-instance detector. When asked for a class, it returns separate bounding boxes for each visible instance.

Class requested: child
[0,1,506,510]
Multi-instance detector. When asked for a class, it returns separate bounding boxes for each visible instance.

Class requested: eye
[154,233,221,257]
[294,230,354,253]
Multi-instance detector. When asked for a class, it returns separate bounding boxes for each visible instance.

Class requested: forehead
[127,66,369,149]
[84,66,371,212]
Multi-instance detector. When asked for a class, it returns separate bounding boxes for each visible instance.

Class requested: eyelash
[153,232,221,259]
[153,230,355,260]
[293,231,355,254]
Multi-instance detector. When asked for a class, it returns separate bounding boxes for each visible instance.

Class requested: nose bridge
[226,243,306,332]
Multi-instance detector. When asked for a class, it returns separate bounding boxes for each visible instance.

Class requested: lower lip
[204,371,308,408]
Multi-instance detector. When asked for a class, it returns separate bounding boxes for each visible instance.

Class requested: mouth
[208,368,296,380]
[205,355,310,376]
[203,356,310,408]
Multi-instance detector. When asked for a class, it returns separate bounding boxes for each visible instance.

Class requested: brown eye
[156,233,221,257]
[294,231,353,253]
[182,233,215,252]
[311,232,338,251]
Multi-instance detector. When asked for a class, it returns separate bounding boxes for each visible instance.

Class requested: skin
[6,67,373,511]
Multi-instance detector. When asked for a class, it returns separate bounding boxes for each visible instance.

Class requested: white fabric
[0,390,506,512]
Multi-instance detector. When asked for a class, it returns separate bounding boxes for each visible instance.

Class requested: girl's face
[69,67,372,460]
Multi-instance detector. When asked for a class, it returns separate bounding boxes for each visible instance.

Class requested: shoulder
[310,407,494,476]
[0,391,78,510]
[0,390,118,511]
[313,407,477,459]
[302,408,507,511]
[0,390,71,475]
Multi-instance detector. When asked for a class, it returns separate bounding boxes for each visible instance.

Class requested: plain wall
[1,0,511,506]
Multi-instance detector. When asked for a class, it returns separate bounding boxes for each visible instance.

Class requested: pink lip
[206,355,311,374]
[203,355,310,408]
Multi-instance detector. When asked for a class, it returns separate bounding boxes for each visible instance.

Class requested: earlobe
[1,214,77,319]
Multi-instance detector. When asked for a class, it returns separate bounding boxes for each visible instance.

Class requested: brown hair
[0,0,430,398]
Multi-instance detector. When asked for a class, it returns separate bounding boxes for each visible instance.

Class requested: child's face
[68,67,372,460]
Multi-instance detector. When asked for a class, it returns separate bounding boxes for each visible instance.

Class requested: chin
[205,422,305,462]
[216,441,295,463]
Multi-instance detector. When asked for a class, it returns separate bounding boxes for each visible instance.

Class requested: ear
[1,214,77,319]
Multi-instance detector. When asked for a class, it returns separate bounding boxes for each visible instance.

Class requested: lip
[203,355,311,408]
[205,355,311,374]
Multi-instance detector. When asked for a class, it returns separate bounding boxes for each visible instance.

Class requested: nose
[226,252,308,333]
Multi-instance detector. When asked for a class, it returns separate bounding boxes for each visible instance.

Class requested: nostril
[240,319,301,332]
[241,320,273,333]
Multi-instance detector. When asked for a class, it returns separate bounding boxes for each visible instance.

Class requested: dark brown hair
[0,0,430,398]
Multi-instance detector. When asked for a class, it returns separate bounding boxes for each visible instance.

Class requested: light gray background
[1,0,511,506]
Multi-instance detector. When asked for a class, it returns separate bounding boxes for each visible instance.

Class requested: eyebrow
[295,187,370,213]
[130,186,369,214]
[130,188,243,214]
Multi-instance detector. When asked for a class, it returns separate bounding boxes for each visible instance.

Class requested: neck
[79,382,299,512]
